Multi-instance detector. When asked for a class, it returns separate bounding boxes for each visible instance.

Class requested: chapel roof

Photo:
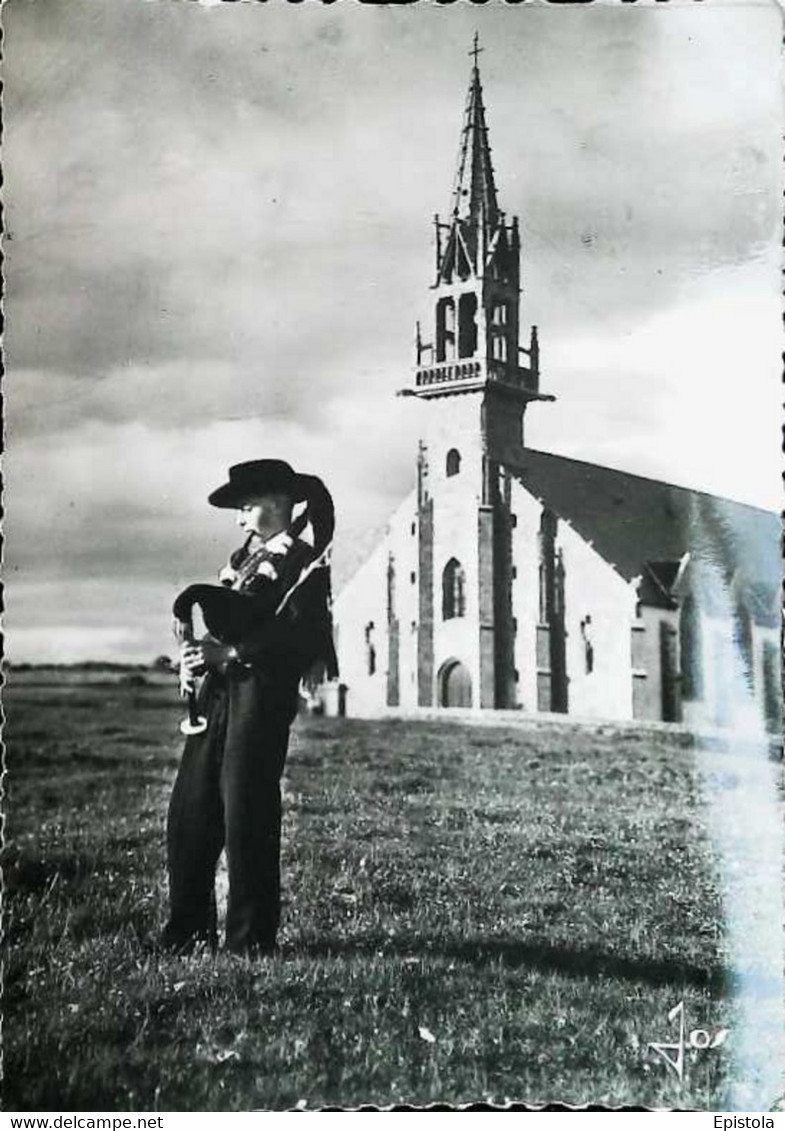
[507,448,781,623]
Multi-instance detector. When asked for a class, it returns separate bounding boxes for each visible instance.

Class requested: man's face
[235,492,292,539]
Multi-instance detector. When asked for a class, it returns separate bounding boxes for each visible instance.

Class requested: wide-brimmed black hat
[208,459,305,508]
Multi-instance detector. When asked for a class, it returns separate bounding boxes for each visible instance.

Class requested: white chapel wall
[333,537,389,716]
[423,395,488,707]
[389,492,421,711]
[333,491,419,717]
[508,479,638,721]
[685,613,782,735]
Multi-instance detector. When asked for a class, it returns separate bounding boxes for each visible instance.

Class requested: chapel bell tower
[405,35,549,454]
[399,39,553,711]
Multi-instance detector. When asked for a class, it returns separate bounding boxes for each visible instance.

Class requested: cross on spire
[450,39,498,225]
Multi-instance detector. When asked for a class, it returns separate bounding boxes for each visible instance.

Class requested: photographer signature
[647,1000,729,1081]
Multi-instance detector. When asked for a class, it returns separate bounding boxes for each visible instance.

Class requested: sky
[5,0,782,664]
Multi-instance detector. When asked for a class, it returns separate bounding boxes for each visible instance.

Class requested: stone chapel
[332,51,781,731]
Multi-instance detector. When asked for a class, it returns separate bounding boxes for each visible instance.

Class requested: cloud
[6,626,153,666]
[4,398,420,662]
[5,390,421,590]
[531,258,782,510]
[6,1,778,388]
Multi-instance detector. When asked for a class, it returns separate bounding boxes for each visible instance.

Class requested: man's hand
[179,637,235,691]
[179,641,204,694]
[301,658,328,695]
[200,638,236,671]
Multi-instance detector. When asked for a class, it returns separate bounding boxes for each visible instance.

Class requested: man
[162,459,336,956]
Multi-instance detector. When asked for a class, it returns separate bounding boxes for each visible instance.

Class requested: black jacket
[230,538,338,682]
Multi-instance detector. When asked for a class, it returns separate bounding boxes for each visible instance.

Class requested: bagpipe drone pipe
[173,474,337,735]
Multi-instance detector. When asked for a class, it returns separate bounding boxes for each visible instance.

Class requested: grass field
[3,673,739,1110]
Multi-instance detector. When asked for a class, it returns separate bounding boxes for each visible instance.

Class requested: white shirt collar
[263,530,294,556]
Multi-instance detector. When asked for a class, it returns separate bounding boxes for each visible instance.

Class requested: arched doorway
[439,660,472,708]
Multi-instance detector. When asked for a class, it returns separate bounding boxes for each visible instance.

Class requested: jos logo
[647,1000,729,1082]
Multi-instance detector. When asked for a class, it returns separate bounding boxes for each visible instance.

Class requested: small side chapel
[333,49,781,731]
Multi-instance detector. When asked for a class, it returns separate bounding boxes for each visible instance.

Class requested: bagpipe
[173,475,337,736]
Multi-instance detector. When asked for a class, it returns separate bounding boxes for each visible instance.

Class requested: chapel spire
[451,34,499,229]
[405,40,552,423]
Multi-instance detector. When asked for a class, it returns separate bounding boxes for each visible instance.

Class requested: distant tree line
[6,657,174,672]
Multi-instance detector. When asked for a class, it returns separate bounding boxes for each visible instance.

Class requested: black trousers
[164,667,298,953]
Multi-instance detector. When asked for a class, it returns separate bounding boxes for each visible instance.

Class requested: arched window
[492,333,508,363]
[364,622,376,676]
[386,554,396,621]
[458,293,478,358]
[436,298,455,362]
[580,615,594,674]
[446,448,461,477]
[442,558,466,620]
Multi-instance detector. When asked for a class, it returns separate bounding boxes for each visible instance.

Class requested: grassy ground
[3,674,734,1110]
